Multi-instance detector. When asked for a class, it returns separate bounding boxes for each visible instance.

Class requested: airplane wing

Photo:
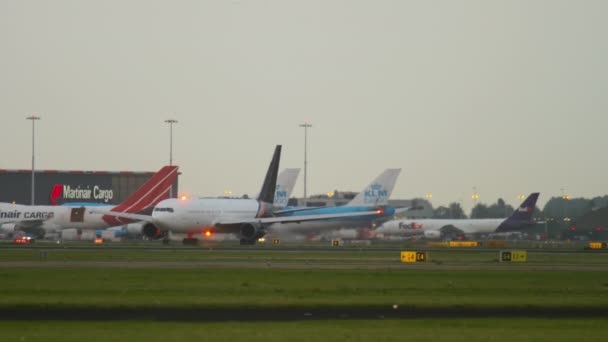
[272,206,325,215]
[0,218,45,226]
[393,206,424,215]
[88,210,152,222]
[217,210,383,226]
[93,209,383,227]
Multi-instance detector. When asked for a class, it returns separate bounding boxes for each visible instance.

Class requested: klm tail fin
[257,145,282,204]
[274,168,300,208]
[347,169,401,206]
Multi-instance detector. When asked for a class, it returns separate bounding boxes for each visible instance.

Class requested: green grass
[1,247,607,340]
[0,319,606,342]
[0,268,607,309]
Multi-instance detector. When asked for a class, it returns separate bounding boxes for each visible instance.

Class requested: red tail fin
[102,166,178,225]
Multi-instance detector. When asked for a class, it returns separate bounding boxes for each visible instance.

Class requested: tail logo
[363,183,388,204]
[518,206,532,213]
[50,185,63,205]
[274,185,288,206]
[399,222,423,230]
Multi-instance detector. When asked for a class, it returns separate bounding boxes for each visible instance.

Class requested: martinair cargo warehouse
[0,169,179,206]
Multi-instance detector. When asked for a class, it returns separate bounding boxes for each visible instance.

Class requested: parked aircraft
[375,192,540,239]
[0,166,178,237]
[97,145,386,245]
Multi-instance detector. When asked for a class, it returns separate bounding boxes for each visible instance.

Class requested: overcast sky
[1,0,606,212]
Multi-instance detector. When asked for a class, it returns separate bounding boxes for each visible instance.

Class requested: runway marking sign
[400,251,428,263]
[500,250,527,263]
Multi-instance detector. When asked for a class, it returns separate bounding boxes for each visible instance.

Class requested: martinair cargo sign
[50,184,114,205]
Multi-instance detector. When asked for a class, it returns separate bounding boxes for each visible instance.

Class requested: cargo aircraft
[0,166,178,238]
[97,145,387,245]
[375,192,540,239]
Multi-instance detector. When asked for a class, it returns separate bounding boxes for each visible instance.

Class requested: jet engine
[0,223,16,234]
[239,223,265,245]
[142,222,162,239]
[423,230,441,239]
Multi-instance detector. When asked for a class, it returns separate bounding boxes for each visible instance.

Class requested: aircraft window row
[154,207,174,213]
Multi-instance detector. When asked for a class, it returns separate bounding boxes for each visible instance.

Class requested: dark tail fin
[508,192,539,222]
[496,192,539,232]
[257,145,281,204]
[103,166,179,225]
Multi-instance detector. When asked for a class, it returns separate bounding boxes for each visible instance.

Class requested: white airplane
[265,168,402,239]
[97,145,386,245]
[113,168,301,240]
[375,193,540,239]
[0,166,178,238]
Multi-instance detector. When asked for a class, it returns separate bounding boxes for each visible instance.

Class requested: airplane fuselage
[151,198,264,233]
[377,218,506,236]
[0,203,115,231]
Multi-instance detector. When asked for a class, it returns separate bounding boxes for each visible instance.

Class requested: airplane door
[70,207,85,223]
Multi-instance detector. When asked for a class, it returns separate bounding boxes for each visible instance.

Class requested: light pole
[164,119,178,166]
[299,122,312,201]
[561,188,570,221]
[26,115,41,205]
[471,187,480,203]
[471,187,480,218]
[165,119,178,198]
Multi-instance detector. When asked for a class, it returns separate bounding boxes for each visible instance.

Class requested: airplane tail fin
[257,145,282,205]
[508,192,539,222]
[103,166,179,225]
[274,168,300,208]
[496,192,540,232]
[347,169,401,206]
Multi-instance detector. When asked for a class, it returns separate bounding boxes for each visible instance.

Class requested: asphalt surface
[2,306,607,321]
[1,244,606,254]
[0,261,607,271]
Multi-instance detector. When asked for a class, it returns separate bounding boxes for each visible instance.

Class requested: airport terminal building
[0,169,179,206]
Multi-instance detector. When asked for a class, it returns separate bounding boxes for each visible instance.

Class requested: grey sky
[1,0,606,212]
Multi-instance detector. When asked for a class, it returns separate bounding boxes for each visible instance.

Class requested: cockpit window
[154,207,174,213]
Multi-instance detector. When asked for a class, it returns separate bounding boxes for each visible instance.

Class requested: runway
[0,261,606,271]
[1,243,604,254]
[1,306,607,321]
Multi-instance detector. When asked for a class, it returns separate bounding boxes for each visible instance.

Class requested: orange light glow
[180,194,189,201]
[204,230,212,237]
[376,209,384,215]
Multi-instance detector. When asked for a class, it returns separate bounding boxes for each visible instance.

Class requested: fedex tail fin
[103,166,179,225]
[496,192,540,232]
[347,169,402,206]
[274,168,300,208]
[257,145,282,205]
[508,192,539,222]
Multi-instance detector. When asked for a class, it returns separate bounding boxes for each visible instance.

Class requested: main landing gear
[182,232,199,245]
